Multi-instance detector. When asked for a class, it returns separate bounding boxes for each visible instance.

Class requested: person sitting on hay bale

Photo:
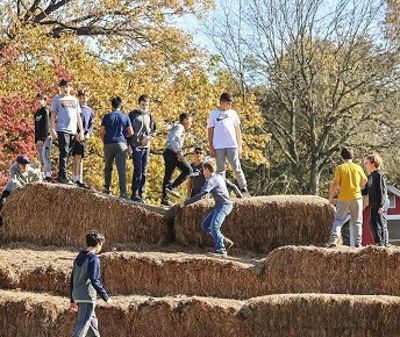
[180,159,234,256]
[0,155,42,214]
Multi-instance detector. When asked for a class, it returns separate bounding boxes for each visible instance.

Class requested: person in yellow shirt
[327,148,367,248]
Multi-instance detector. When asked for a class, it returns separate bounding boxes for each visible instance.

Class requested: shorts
[72,141,85,158]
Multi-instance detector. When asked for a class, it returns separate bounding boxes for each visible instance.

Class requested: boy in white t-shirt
[207,93,249,195]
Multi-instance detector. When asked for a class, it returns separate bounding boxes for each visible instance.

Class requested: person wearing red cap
[0,155,42,215]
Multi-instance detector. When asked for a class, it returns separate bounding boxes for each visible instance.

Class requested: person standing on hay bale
[0,155,42,215]
[100,97,133,199]
[34,93,52,182]
[50,79,85,184]
[327,148,367,248]
[180,159,234,256]
[70,231,111,337]
[363,154,389,246]
[128,94,157,203]
[72,89,94,188]
[161,112,193,206]
[187,146,243,199]
[207,92,250,197]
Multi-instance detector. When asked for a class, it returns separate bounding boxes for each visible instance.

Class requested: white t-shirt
[207,109,240,149]
[51,95,81,134]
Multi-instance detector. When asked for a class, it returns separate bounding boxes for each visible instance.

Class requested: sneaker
[207,250,228,257]
[223,238,234,251]
[326,240,338,248]
[161,199,174,207]
[120,194,129,200]
[102,188,110,195]
[74,181,89,189]
[354,244,362,248]
[130,195,143,203]
[165,186,180,198]
[240,188,251,197]
[56,177,72,184]
[44,177,53,183]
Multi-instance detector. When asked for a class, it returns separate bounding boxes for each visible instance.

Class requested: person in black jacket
[363,154,389,246]
[34,93,52,181]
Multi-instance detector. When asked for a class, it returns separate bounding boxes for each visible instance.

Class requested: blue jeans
[131,147,150,198]
[201,202,233,252]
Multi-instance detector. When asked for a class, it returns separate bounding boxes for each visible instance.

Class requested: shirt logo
[216,113,229,122]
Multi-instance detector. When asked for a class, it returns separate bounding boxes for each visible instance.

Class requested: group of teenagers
[0,79,251,256]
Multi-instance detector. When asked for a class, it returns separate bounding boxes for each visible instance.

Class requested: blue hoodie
[70,250,109,303]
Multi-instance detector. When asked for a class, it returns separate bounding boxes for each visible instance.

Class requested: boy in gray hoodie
[128,95,156,202]
[70,231,110,337]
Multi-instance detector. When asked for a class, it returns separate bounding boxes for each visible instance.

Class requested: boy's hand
[69,303,78,312]
[50,129,58,140]
[179,202,185,209]
[378,207,384,215]
[210,147,216,158]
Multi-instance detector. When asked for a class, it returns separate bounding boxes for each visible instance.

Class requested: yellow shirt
[334,162,367,201]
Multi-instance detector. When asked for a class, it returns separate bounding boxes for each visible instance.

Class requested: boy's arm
[100,126,106,143]
[76,104,84,141]
[69,269,75,303]
[88,256,109,302]
[86,110,94,137]
[50,98,58,139]
[328,180,339,205]
[182,179,213,207]
[187,179,192,198]
[207,128,215,157]
[235,126,243,157]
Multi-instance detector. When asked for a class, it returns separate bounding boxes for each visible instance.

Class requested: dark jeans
[104,142,128,197]
[162,149,192,199]
[370,207,388,246]
[131,147,150,198]
[57,132,76,179]
[0,190,11,212]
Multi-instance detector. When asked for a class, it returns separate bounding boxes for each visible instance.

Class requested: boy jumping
[180,159,234,256]
[70,231,110,337]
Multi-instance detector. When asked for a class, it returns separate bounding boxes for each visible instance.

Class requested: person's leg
[103,144,115,192]
[115,143,128,197]
[226,148,247,190]
[369,208,381,245]
[209,203,233,252]
[57,132,69,179]
[201,210,216,235]
[330,201,351,245]
[139,147,150,198]
[131,147,143,198]
[170,158,192,189]
[72,303,97,337]
[214,149,227,174]
[72,155,82,182]
[36,141,44,168]
[86,307,100,337]
[0,190,11,212]
[162,150,176,200]
[349,199,363,247]
[42,137,52,178]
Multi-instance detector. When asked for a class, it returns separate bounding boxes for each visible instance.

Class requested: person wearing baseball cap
[207,92,250,196]
[0,155,42,219]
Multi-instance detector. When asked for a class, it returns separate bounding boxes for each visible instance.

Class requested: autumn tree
[208,0,400,195]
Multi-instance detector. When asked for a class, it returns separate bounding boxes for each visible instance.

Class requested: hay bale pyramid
[1,182,399,337]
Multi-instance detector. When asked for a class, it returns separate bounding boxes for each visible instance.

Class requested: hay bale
[263,245,400,296]
[243,293,400,337]
[1,183,169,247]
[2,290,400,337]
[175,196,334,252]
[0,290,245,337]
[100,251,266,299]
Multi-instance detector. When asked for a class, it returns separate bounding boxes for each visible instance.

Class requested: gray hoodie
[4,163,42,192]
[70,250,109,303]
[128,109,156,148]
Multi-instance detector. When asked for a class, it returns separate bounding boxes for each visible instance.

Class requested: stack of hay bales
[1,183,169,248]
[175,196,334,252]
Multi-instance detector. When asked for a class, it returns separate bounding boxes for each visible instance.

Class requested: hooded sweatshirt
[128,109,156,148]
[70,250,109,303]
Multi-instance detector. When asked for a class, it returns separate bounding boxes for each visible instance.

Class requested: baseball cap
[220,92,234,102]
[16,155,30,165]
